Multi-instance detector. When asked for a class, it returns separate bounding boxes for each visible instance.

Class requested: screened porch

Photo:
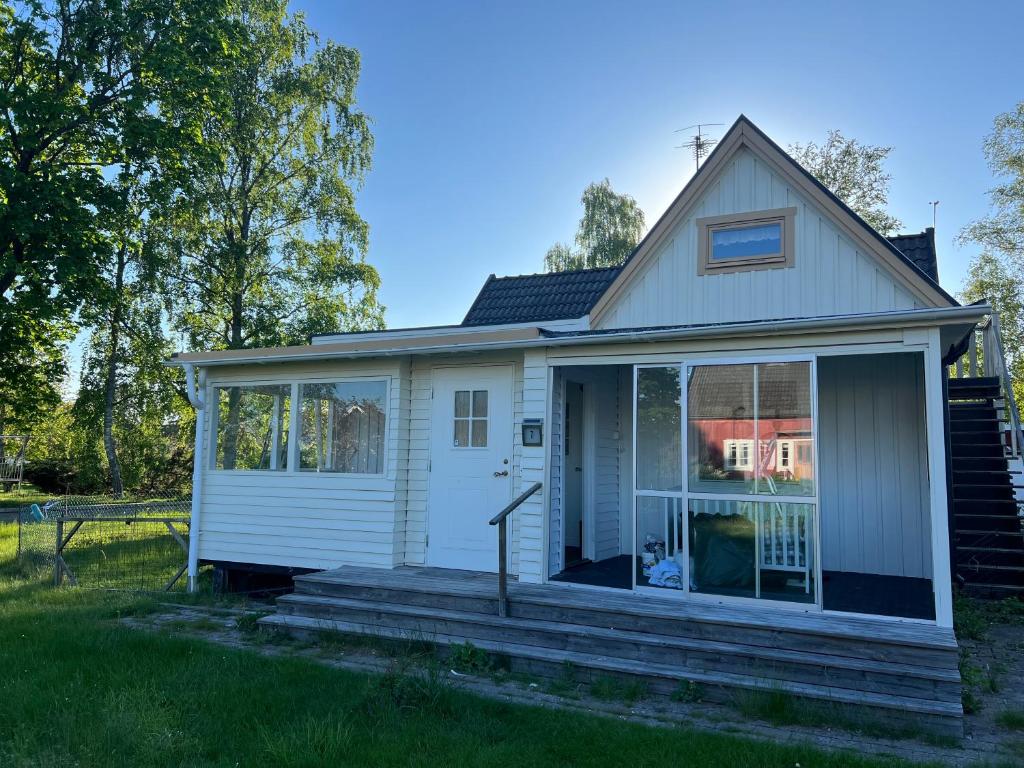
[545,351,938,622]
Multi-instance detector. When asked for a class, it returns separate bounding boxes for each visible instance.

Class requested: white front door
[427,365,514,571]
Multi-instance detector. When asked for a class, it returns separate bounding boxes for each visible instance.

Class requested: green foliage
[960,252,1024,404]
[448,641,492,674]
[996,709,1024,731]
[960,101,1024,259]
[589,675,647,705]
[163,0,383,352]
[544,179,645,271]
[0,0,225,425]
[672,679,705,703]
[788,129,902,235]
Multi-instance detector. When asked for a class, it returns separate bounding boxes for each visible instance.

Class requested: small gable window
[697,207,796,275]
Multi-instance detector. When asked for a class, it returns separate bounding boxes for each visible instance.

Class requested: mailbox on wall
[522,418,543,447]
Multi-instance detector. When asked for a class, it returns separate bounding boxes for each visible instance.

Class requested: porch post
[924,329,954,627]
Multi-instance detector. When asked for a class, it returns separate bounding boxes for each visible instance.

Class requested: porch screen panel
[299,381,387,474]
[686,362,816,605]
[635,367,685,590]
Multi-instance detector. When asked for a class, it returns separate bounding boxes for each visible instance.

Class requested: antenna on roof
[675,123,724,172]
[929,200,939,231]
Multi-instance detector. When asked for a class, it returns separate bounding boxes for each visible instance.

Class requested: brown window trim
[696,206,797,276]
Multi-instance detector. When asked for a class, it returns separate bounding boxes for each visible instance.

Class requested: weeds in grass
[671,680,705,703]
[235,611,272,634]
[959,648,984,714]
[448,641,492,674]
[589,675,647,705]
[259,713,354,766]
[996,709,1024,731]
[735,687,798,724]
[357,663,456,726]
[545,661,581,699]
[955,593,1024,643]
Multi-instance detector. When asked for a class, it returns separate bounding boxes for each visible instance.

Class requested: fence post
[53,519,63,587]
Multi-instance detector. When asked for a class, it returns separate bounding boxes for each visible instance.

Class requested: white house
[170,116,1023,733]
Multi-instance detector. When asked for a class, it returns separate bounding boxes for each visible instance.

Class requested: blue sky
[291,0,1024,330]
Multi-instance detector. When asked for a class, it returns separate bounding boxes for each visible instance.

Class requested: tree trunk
[103,249,126,498]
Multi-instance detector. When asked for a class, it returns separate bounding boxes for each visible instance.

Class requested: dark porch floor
[549,558,936,619]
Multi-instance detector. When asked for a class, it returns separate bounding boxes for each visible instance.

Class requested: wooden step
[954,513,1023,533]
[273,593,961,701]
[955,529,1024,548]
[952,483,1015,501]
[259,612,963,737]
[951,442,1006,458]
[949,418,1001,432]
[955,562,1024,585]
[950,430,1003,447]
[952,456,1011,472]
[956,546,1024,568]
[294,571,959,668]
[948,403,998,418]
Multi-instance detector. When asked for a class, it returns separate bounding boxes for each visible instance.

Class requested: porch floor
[261,564,963,737]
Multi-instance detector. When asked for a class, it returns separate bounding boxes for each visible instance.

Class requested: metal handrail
[489,481,542,617]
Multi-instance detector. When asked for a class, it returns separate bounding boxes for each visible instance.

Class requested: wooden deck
[260,565,963,737]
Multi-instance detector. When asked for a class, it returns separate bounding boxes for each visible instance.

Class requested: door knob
[494,470,509,477]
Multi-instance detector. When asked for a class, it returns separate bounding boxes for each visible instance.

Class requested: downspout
[183,363,207,592]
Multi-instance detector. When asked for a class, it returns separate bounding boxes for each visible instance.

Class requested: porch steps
[947,377,1024,598]
[260,566,964,736]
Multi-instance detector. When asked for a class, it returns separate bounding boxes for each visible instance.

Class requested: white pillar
[924,329,954,627]
[186,366,208,593]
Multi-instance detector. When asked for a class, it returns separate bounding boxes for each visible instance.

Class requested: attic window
[697,207,797,275]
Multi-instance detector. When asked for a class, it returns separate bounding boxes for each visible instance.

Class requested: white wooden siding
[595,147,923,330]
[547,367,563,577]
[199,359,404,570]
[817,352,932,579]
[518,349,549,583]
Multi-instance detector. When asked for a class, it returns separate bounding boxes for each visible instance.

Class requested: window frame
[207,375,392,478]
[696,207,797,276]
[452,388,489,449]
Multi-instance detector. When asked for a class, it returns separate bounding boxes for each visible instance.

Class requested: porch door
[427,365,514,571]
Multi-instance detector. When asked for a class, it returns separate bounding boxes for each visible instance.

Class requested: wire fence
[15,492,192,591]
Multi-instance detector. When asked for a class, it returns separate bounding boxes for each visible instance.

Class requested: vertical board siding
[198,360,403,570]
[817,353,932,579]
[596,147,922,330]
[547,368,563,578]
[518,349,549,583]
[403,353,525,573]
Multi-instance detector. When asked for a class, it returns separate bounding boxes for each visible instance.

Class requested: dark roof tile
[887,229,938,282]
[462,266,622,326]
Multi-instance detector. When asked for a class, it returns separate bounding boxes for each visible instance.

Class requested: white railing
[951,312,1024,459]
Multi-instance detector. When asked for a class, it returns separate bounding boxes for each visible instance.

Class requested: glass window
[710,221,782,262]
[636,496,685,589]
[299,380,387,474]
[214,384,291,471]
[688,500,815,604]
[454,389,488,448]
[688,362,814,497]
[636,367,681,491]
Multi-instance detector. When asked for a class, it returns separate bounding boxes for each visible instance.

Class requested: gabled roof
[588,116,957,324]
[462,266,622,326]
[888,228,938,282]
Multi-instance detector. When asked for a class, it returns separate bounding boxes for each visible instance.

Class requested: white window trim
[207,375,392,478]
[696,206,797,276]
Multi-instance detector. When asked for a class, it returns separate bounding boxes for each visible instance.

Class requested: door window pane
[299,380,387,474]
[688,365,756,494]
[688,500,815,604]
[636,367,681,491]
[214,385,291,470]
[453,389,487,448]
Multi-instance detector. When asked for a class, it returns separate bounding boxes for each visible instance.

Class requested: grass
[996,709,1024,731]
[0,522,932,767]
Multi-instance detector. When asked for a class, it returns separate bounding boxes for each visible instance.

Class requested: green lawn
[0,523,925,768]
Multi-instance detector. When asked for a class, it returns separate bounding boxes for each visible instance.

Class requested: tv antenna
[675,123,723,171]
[929,200,939,230]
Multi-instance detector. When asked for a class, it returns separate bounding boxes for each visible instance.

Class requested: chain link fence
[16,492,192,591]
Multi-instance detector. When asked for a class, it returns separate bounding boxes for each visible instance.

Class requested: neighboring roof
[688,362,811,420]
[589,116,958,324]
[461,266,622,326]
[888,229,938,282]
